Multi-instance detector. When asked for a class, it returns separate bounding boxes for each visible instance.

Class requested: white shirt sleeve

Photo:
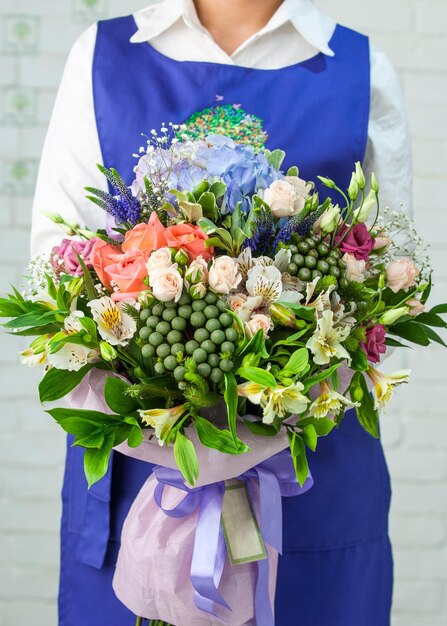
[30,22,108,257]
[364,46,413,217]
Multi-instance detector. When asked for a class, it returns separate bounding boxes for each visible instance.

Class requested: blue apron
[58,15,393,625]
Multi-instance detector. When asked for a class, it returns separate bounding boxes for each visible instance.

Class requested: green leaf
[282,348,309,376]
[127,425,143,448]
[75,252,97,301]
[288,432,309,487]
[4,309,61,329]
[243,420,279,437]
[104,377,140,415]
[302,424,318,452]
[174,431,199,486]
[385,337,410,348]
[414,313,447,328]
[349,346,369,371]
[39,364,96,402]
[430,303,447,315]
[48,408,122,430]
[275,301,316,322]
[302,362,343,393]
[224,372,238,443]
[236,367,276,388]
[236,329,268,361]
[422,325,447,347]
[209,181,226,199]
[78,316,98,338]
[0,298,26,317]
[194,415,249,454]
[72,431,105,448]
[197,191,218,220]
[350,373,379,438]
[298,416,336,436]
[389,321,430,346]
[83,433,114,488]
[264,148,285,170]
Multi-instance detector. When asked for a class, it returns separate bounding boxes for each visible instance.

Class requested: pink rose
[342,253,366,283]
[386,258,420,293]
[407,298,426,317]
[149,266,183,302]
[208,256,242,294]
[51,238,97,276]
[104,248,149,301]
[245,314,273,339]
[90,239,120,289]
[164,223,213,261]
[336,223,374,261]
[361,324,387,363]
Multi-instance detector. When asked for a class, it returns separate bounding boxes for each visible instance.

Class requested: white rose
[342,253,366,283]
[285,175,312,212]
[245,314,273,339]
[264,180,297,218]
[208,256,242,294]
[146,247,173,277]
[149,265,183,302]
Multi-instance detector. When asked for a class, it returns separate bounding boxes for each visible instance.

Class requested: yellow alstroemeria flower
[308,380,359,419]
[262,383,309,425]
[366,366,411,411]
[138,404,187,445]
[237,381,265,405]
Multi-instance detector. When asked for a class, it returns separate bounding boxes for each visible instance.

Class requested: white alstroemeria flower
[236,247,254,280]
[246,264,282,307]
[138,404,187,445]
[64,311,85,334]
[20,348,48,368]
[308,380,359,418]
[88,296,137,346]
[47,343,99,371]
[329,292,357,327]
[237,381,266,405]
[306,310,351,365]
[236,295,263,323]
[262,383,309,425]
[273,248,292,272]
[366,366,411,411]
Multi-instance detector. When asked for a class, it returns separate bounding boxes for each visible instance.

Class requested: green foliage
[104,377,141,415]
[174,432,199,486]
[39,363,100,402]
[224,371,238,444]
[349,372,379,438]
[288,431,309,487]
[236,367,276,388]
[194,415,249,454]
[183,359,220,409]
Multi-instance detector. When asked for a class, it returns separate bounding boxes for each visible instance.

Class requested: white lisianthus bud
[348,173,359,201]
[353,190,376,223]
[355,162,366,190]
[100,341,117,362]
[379,306,409,325]
[317,176,336,189]
[371,173,379,194]
[319,204,341,234]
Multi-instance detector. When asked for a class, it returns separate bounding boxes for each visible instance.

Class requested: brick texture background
[0,1,446,624]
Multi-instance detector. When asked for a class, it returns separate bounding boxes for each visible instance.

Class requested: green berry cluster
[138,291,238,385]
[285,233,347,288]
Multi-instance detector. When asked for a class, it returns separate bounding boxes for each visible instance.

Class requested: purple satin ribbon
[153,450,313,625]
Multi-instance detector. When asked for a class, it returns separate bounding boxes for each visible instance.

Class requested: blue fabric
[59,14,393,625]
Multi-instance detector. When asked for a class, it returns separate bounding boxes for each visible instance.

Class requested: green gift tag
[221,479,267,565]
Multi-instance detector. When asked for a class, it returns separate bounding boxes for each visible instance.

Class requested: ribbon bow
[153,450,313,625]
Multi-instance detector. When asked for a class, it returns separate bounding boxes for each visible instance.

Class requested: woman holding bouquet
[31,0,412,624]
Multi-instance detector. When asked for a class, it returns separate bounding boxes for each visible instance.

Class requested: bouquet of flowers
[2,125,446,487]
[2,124,446,624]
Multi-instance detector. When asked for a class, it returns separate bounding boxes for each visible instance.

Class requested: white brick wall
[0,1,446,624]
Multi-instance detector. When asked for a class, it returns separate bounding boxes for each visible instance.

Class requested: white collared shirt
[30,0,412,255]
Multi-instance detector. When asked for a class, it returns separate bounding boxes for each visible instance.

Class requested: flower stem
[135,618,142,626]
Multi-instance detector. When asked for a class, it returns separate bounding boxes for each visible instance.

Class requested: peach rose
[164,223,212,261]
[407,298,426,317]
[208,256,242,294]
[104,248,149,301]
[245,314,273,339]
[373,235,392,251]
[386,258,420,293]
[146,247,174,277]
[227,293,248,312]
[149,266,183,302]
[90,238,121,288]
[342,253,366,283]
[122,212,167,253]
[264,180,298,218]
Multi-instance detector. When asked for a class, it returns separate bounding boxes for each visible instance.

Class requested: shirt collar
[130,0,335,57]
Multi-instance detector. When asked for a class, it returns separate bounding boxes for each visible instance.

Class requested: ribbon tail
[255,557,275,626]
[190,484,231,617]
